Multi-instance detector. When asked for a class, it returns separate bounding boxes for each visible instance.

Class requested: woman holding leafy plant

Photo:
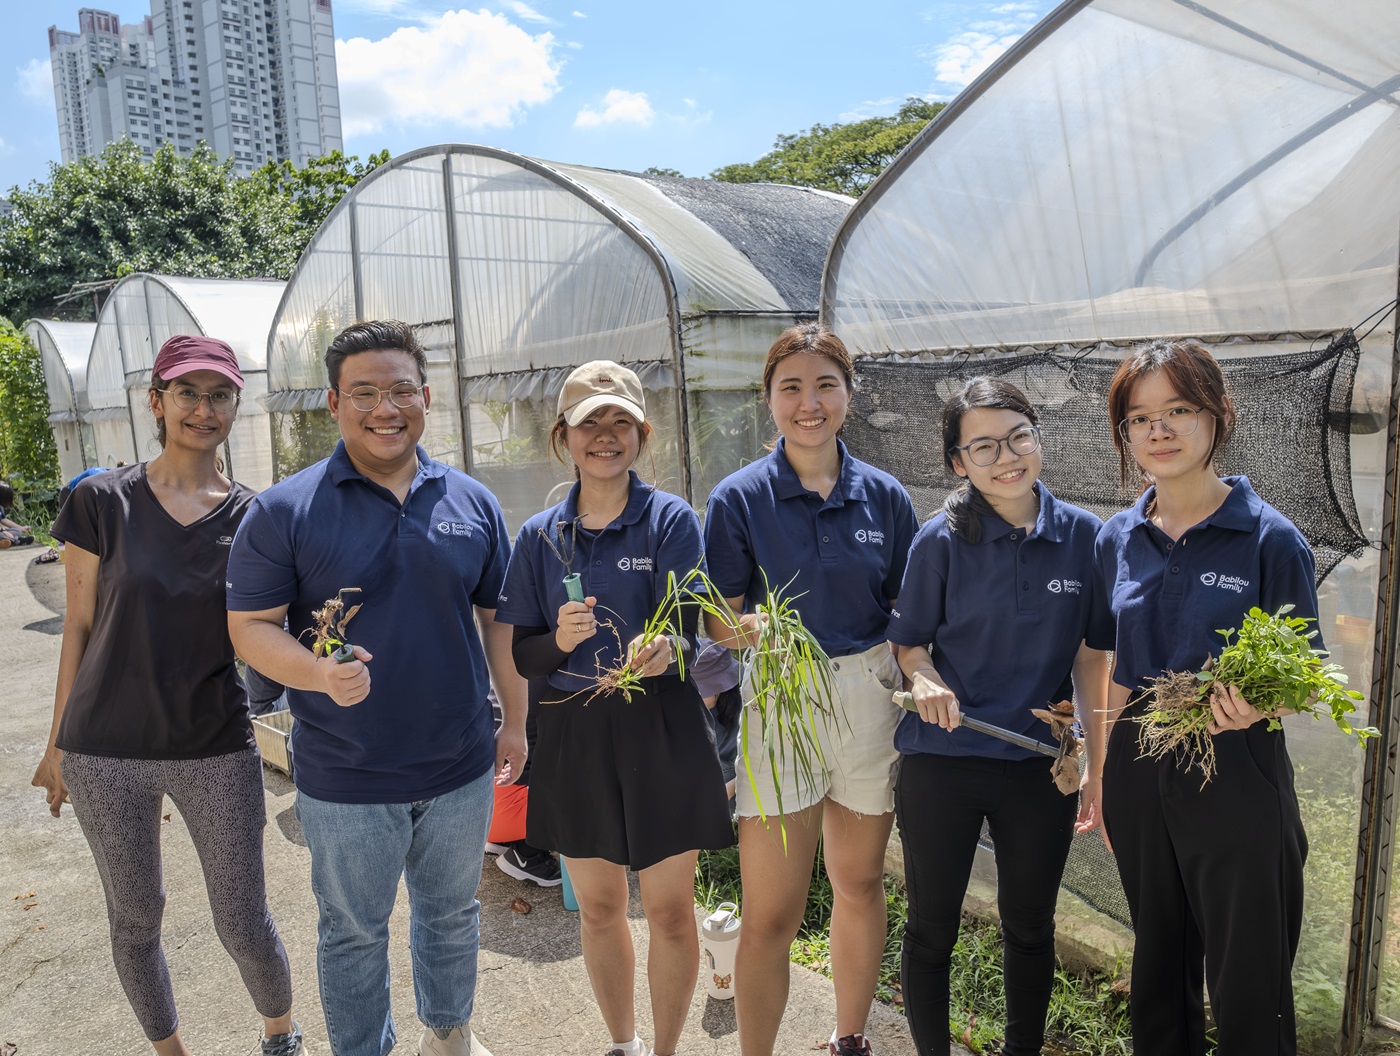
[885,377,1112,1056]
[495,360,732,1056]
[1095,339,1323,1056]
[702,323,918,1056]
[29,335,304,1056]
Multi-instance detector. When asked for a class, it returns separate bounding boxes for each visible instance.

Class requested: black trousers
[1102,716,1307,1056]
[895,752,1077,1056]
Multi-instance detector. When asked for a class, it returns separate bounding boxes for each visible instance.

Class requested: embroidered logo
[216,535,234,546]
[855,528,885,545]
[618,556,654,572]
[1046,578,1081,595]
[437,521,473,536]
[1199,572,1217,586]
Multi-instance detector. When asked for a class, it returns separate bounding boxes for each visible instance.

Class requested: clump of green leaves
[582,569,691,704]
[1140,605,1376,782]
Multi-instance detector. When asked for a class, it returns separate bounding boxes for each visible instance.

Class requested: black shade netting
[850,339,1368,927]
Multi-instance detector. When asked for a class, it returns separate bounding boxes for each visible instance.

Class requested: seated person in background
[0,481,35,548]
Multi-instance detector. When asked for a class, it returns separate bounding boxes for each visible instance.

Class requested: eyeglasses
[1118,406,1205,446]
[952,425,1041,467]
[337,384,425,412]
[157,387,240,412]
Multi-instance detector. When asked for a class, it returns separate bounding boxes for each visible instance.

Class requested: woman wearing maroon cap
[31,335,305,1056]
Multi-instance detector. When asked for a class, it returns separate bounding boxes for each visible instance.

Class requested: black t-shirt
[52,464,256,759]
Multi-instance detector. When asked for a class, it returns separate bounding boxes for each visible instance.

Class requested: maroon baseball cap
[152,334,244,388]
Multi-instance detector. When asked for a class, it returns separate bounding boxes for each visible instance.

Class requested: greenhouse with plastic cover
[821,0,1399,1050]
[83,274,284,490]
[26,319,97,481]
[266,144,850,529]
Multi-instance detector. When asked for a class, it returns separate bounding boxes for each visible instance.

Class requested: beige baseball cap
[558,360,646,426]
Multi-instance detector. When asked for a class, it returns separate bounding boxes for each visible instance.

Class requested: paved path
[0,546,919,1056]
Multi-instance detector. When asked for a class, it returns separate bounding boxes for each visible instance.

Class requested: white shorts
[734,640,903,819]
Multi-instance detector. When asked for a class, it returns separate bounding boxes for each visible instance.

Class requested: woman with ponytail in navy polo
[885,377,1111,1056]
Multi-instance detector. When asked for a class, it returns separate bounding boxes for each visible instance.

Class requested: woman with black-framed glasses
[886,376,1111,1056]
[31,335,305,1056]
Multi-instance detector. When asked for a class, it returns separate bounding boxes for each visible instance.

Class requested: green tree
[0,140,387,324]
[0,318,59,484]
[710,97,944,197]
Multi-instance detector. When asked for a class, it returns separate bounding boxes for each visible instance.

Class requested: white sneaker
[419,1025,492,1056]
[604,1038,646,1056]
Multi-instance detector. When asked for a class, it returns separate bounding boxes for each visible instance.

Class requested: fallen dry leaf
[12,892,35,901]
[961,1011,977,1051]
[22,903,37,911]
[509,897,531,915]
[2,1041,16,1056]
[162,813,172,823]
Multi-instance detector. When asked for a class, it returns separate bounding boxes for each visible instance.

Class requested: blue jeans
[295,768,495,1056]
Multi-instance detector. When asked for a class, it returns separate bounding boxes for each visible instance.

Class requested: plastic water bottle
[700,901,740,999]
[559,856,579,912]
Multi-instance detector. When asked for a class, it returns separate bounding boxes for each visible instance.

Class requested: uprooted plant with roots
[1136,605,1376,784]
[303,587,363,661]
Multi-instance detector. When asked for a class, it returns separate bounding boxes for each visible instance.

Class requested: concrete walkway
[0,546,919,1056]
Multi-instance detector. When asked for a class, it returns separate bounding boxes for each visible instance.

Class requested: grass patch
[695,843,1134,1054]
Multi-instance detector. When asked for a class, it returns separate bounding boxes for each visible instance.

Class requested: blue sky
[2,0,1054,196]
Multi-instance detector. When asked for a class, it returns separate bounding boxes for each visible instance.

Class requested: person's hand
[1075,770,1103,836]
[911,670,961,731]
[494,724,528,785]
[31,748,68,818]
[1207,683,1264,734]
[320,645,373,707]
[555,599,598,653]
[627,633,674,677]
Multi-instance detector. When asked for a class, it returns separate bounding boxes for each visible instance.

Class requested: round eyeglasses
[337,384,425,412]
[1118,406,1204,446]
[952,425,1041,467]
[156,387,240,412]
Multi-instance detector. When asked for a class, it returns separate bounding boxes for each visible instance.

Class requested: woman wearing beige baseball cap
[496,360,732,1056]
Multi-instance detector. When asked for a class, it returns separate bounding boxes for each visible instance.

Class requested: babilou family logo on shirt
[436,520,474,536]
[854,528,886,545]
[617,556,655,572]
[1046,578,1082,595]
[1200,571,1250,593]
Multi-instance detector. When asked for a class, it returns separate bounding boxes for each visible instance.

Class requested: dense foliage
[0,140,388,324]
[710,97,944,197]
[0,318,58,484]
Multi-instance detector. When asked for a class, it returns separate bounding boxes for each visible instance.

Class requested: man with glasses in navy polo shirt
[228,320,526,1056]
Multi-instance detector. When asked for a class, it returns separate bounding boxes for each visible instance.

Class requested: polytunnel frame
[817,2,1400,1049]
[270,144,695,499]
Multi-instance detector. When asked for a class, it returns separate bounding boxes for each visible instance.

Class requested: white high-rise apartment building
[49,0,341,175]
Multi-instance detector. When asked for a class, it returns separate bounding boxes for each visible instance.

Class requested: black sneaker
[830,1032,872,1056]
[496,846,563,887]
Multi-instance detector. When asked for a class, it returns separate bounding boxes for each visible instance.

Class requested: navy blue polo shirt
[226,441,509,804]
[887,484,1113,759]
[1095,476,1321,695]
[496,472,704,695]
[704,438,917,657]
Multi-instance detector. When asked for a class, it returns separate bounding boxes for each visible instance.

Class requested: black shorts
[527,675,735,870]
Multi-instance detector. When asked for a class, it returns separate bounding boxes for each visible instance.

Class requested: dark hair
[940,377,1039,543]
[1107,339,1236,493]
[761,323,854,396]
[324,320,428,390]
[0,481,13,507]
[548,411,655,481]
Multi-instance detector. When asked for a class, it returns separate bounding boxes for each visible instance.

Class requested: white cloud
[336,9,561,137]
[574,88,653,129]
[572,9,586,17]
[333,0,431,17]
[566,40,583,49]
[504,1,552,24]
[922,4,1041,91]
[18,58,54,110]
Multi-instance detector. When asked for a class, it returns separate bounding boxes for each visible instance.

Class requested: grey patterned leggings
[62,747,293,1041]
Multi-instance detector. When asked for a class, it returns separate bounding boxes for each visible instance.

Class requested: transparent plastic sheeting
[26,320,97,481]
[85,274,284,489]
[825,0,1400,353]
[269,145,850,493]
